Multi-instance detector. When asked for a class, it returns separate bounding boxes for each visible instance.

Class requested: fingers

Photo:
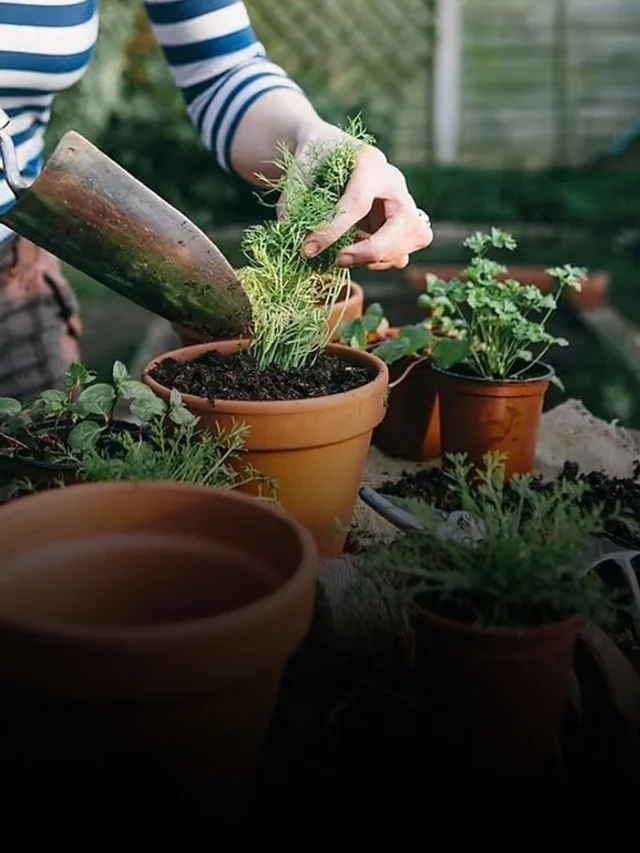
[367,256,410,271]
[336,205,433,268]
[301,147,387,258]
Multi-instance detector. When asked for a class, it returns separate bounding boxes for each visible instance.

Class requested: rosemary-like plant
[361,452,635,630]
[239,117,375,371]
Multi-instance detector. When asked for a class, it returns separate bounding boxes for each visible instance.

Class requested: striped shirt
[0,0,302,244]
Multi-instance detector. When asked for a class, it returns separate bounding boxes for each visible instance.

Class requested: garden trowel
[0,108,252,339]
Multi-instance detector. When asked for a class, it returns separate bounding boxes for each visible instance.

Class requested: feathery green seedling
[239,117,375,371]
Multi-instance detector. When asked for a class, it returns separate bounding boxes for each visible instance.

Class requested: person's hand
[290,123,433,271]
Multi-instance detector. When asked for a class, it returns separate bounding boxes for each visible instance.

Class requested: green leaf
[168,405,197,426]
[0,397,22,416]
[120,380,157,401]
[398,324,432,353]
[112,361,130,386]
[550,374,565,392]
[129,395,166,423]
[431,337,470,370]
[68,420,102,452]
[39,389,66,404]
[67,363,96,386]
[169,388,183,409]
[373,337,410,364]
[76,383,117,417]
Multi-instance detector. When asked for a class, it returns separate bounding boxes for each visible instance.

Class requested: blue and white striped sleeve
[144,0,304,173]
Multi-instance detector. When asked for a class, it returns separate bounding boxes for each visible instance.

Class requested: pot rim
[412,601,581,639]
[433,360,555,386]
[0,480,318,645]
[142,341,389,415]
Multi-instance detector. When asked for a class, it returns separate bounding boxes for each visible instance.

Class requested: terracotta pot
[406,264,609,310]
[172,282,364,346]
[369,329,440,461]
[412,602,580,774]
[142,341,388,558]
[0,481,317,817]
[435,362,553,478]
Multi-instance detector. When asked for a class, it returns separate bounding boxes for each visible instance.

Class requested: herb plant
[0,361,274,496]
[337,297,466,368]
[418,228,585,381]
[361,452,633,630]
[239,117,374,371]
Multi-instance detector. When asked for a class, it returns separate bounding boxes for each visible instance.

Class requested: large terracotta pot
[406,264,609,310]
[0,481,317,819]
[413,602,580,775]
[369,329,440,462]
[171,282,364,346]
[142,341,388,557]
[435,362,553,478]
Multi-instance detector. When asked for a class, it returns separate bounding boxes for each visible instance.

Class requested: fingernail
[303,241,320,258]
[337,253,355,268]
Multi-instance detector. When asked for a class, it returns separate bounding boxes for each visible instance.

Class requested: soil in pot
[436,360,553,478]
[0,480,317,822]
[144,340,389,558]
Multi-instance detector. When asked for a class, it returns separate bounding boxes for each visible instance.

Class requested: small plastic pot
[0,480,317,819]
[369,329,440,461]
[435,362,553,477]
[412,602,580,775]
[172,282,364,346]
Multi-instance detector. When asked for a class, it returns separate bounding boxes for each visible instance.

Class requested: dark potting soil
[150,350,373,402]
[380,460,640,551]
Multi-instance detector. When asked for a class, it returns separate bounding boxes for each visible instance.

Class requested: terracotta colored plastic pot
[412,602,580,774]
[435,363,553,478]
[406,264,609,310]
[0,481,317,816]
[142,341,388,558]
[369,331,440,461]
[172,282,364,346]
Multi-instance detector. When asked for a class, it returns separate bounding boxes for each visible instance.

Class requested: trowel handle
[0,107,32,198]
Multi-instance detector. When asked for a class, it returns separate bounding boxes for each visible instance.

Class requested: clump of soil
[150,350,373,402]
[380,460,640,550]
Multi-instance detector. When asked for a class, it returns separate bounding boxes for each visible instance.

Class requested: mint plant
[0,361,192,461]
[361,452,634,630]
[0,361,276,498]
[418,228,585,381]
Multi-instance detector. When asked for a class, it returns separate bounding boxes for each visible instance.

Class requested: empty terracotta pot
[406,264,609,310]
[413,603,580,775]
[369,330,440,461]
[142,341,388,558]
[0,481,317,816]
[435,363,553,478]
[172,282,364,346]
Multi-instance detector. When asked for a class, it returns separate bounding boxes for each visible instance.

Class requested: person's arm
[144,0,433,268]
[143,0,322,182]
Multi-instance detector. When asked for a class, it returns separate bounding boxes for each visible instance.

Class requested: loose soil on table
[380,461,640,551]
[150,350,373,402]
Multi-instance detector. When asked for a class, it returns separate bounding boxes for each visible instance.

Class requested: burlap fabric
[314,399,640,668]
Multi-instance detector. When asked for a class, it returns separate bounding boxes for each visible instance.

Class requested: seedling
[362,452,635,630]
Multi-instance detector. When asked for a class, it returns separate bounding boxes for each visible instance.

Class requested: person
[0,0,433,401]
